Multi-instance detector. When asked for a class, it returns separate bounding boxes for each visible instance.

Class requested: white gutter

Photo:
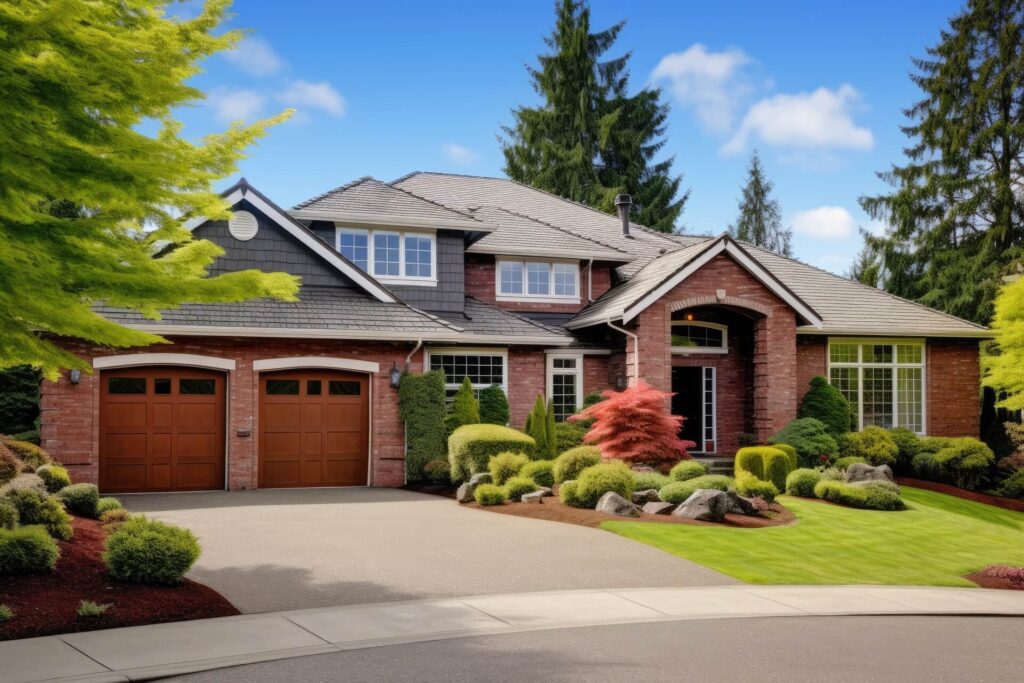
[606,318,639,385]
[796,327,994,339]
[405,339,423,368]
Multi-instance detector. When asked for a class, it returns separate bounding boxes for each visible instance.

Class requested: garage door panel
[104,403,148,428]
[150,464,172,489]
[325,431,362,456]
[150,433,173,458]
[324,460,364,483]
[178,433,216,458]
[264,403,301,429]
[264,460,300,485]
[263,432,300,459]
[103,464,148,491]
[303,461,323,484]
[304,432,323,456]
[176,463,217,488]
[106,433,149,459]
[324,404,363,430]
[177,403,220,430]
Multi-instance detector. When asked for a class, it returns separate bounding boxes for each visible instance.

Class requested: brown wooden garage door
[99,367,226,493]
[259,370,369,488]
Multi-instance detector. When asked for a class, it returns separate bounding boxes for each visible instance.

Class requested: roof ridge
[464,296,566,335]
[740,241,989,331]
[485,206,631,255]
[382,180,482,222]
[292,176,376,210]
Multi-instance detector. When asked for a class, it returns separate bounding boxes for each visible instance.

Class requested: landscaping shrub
[918,436,954,455]
[853,479,901,495]
[834,456,868,470]
[7,489,72,540]
[785,468,822,497]
[771,443,799,471]
[734,447,792,491]
[473,484,508,506]
[735,472,778,502]
[997,452,1024,475]
[58,483,100,518]
[0,525,59,574]
[398,371,447,481]
[519,460,555,488]
[567,461,635,509]
[479,384,510,425]
[0,443,18,486]
[1,437,51,471]
[887,428,920,472]
[552,445,602,484]
[448,424,535,482]
[934,438,995,490]
[10,429,39,445]
[997,470,1024,499]
[860,482,907,511]
[504,476,539,501]
[0,472,46,497]
[734,447,765,480]
[813,480,905,511]
[96,497,122,515]
[768,418,838,467]
[524,395,557,459]
[669,460,707,482]
[36,464,71,493]
[445,377,480,436]
[558,480,581,507]
[634,470,671,491]
[99,508,131,531]
[77,600,111,618]
[104,516,201,584]
[570,382,693,464]
[798,376,854,436]
[489,451,530,486]
[841,426,899,467]
[0,498,18,529]
[911,452,941,480]
[658,475,733,504]
[423,459,451,485]
[554,420,588,453]
[819,466,846,482]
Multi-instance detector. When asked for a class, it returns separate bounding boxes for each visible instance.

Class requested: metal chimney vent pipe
[614,194,632,236]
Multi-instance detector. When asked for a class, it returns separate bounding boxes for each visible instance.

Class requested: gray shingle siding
[195,201,356,289]
[389,230,464,313]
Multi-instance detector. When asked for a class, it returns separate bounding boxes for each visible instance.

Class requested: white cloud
[791,206,858,240]
[206,88,265,122]
[277,80,345,117]
[443,143,478,165]
[723,84,873,154]
[223,37,283,76]
[651,44,752,133]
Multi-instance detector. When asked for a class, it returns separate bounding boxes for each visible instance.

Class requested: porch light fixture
[69,369,81,385]
[389,362,402,389]
[685,313,694,321]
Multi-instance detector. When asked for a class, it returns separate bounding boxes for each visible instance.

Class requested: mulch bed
[897,477,1024,513]
[0,516,238,642]
[965,568,1024,591]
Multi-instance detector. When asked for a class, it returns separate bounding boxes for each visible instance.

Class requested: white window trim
[495,258,581,303]
[335,226,438,286]
[546,353,584,421]
[425,347,508,394]
[827,337,927,434]
[702,366,717,453]
[671,321,729,355]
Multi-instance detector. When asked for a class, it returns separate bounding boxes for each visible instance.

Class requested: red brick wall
[583,355,613,398]
[927,338,981,437]
[507,348,546,428]
[465,254,615,314]
[796,336,828,398]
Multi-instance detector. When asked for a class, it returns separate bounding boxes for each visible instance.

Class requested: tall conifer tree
[728,151,791,256]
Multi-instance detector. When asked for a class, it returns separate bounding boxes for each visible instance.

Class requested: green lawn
[602,487,1024,586]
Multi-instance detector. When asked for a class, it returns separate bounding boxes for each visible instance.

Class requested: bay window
[497,259,579,301]
[336,227,435,284]
[827,339,925,433]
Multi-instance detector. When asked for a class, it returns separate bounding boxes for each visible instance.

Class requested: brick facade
[926,339,981,437]
[465,254,614,314]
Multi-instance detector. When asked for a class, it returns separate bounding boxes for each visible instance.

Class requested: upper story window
[497,259,579,302]
[827,339,925,434]
[336,227,436,285]
[671,321,728,354]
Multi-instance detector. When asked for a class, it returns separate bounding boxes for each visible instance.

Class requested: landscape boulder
[596,491,640,517]
[456,472,494,504]
[671,489,731,522]
[642,501,676,516]
[846,463,895,484]
[632,489,661,505]
[522,490,546,504]
[724,491,759,516]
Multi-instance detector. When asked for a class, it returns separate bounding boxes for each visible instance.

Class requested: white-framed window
[497,259,579,302]
[827,338,926,434]
[671,321,728,355]
[427,348,508,398]
[336,227,436,285]
[701,366,716,452]
[546,353,583,421]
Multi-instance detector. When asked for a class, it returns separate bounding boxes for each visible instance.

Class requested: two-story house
[40,173,990,493]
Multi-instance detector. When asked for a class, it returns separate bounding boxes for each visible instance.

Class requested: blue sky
[174,0,963,274]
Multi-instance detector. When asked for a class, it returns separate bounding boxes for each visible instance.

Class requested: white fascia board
[797,327,993,339]
[252,356,380,373]
[468,244,632,262]
[544,348,611,355]
[93,353,236,372]
[620,240,727,325]
[720,242,822,328]
[290,208,492,233]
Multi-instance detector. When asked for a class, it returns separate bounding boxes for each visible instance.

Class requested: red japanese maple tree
[570,381,695,464]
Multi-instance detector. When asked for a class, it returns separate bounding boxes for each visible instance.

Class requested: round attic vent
[228,210,258,241]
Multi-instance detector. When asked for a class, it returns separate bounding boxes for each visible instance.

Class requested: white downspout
[405,338,423,368]
[605,318,638,386]
[586,258,594,302]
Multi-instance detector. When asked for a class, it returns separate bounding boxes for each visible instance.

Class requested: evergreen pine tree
[859,0,1024,325]
[479,385,510,425]
[728,150,791,256]
[846,235,882,287]
[544,399,558,459]
[525,395,553,458]
[445,377,480,435]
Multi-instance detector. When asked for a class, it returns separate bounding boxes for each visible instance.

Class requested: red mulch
[897,477,1024,513]
[0,517,238,641]
[966,568,1024,591]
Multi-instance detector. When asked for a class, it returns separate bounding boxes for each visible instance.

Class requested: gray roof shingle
[463,206,631,262]
[434,298,569,339]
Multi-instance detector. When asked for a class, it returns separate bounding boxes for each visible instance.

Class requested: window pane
[339,231,368,272]
[862,344,893,364]
[526,262,550,295]
[108,377,146,394]
[429,354,504,388]
[897,367,923,432]
[829,368,858,424]
[329,380,361,396]
[373,233,400,276]
[897,344,923,364]
[553,263,577,297]
[862,367,893,428]
[307,380,322,396]
[266,379,299,395]
[829,343,858,363]
[551,373,577,421]
[404,235,432,278]
[553,357,577,369]
[498,262,523,295]
[153,378,172,395]
[180,378,216,395]
[671,324,724,348]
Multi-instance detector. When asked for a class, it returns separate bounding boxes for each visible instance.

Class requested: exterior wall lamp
[389,363,402,389]
[69,369,81,385]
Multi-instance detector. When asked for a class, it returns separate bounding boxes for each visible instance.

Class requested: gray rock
[642,501,676,516]
[521,490,546,504]
[596,491,640,517]
[671,489,731,522]
[456,472,495,504]
[469,472,493,486]
[725,491,759,515]
[632,489,661,505]
[846,463,895,484]
[535,486,553,497]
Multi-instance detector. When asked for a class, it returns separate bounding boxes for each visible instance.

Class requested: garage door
[259,370,369,488]
[99,367,226,493]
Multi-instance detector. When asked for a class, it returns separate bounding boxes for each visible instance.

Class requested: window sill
[376,277,438,287]
[496,295,581,304]
[671,347,728,355]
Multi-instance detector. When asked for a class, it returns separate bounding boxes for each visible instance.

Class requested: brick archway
[667,295,772,319]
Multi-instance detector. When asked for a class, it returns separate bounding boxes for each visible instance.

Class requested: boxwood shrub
[798,375,854,436]
[887,428,920,473]
[552,446,602,484]
[785,468,822,497]
[0,498,18,530]
[912,452,941,480]
[735,473,779,502]
[7,489,72,540]
[566,461,635,509]
[35,465,71,493]
[669,460,707,482]
[735,447,792,491]
[58,483,100,518]
[504,476,539,502]
[771,443,799,471]
[0,525,59,574]
[104,516,201,584]
[519,460,555,488]
[448,424,535,482]
[634,470,671,491]
[933,438,994,490]
[997,470,1024,499]
[834,456,868,470]
[559,480,581,507]
[813,480,905,511]
[768,418,838,467]
[658,475,733,504]
[918,436,954,455]
[840,426,899,467]
[474,484,508,506]
[489,452,530,486]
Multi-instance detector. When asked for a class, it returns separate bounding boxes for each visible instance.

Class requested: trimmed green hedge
[735,447,792,491]
[58,483,100,518]
[104,516,200,584]
[398,371,447,482]
[96,497,123,515]
[997,470,1024,499]
[552,446,602,484]
[933,438,994,490]
[669,460,707,482]
[813,480,905,511]
[834,456,868,470]
[519,460,555,488]
[474,484,508,505]
[735,473,778,502]
[887,428,920,473]
[912,452,941,479]
[505,476,539,501]
[768,418,838,467]
[7,488,71,540]
[489,452,530,486]
[785,468,821,497]
[772,443,799,471]
[448,424,535,482]
[565,461,635,509]
[658,475,732,504]
[0,525,59,574]
[633,470,671,491]
[36,465,71,493]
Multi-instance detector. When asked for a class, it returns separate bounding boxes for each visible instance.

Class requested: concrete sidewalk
[3,585,1024,683]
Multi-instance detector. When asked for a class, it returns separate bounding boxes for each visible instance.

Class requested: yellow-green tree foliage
[985,275,1024,410]
[0,1,298,378]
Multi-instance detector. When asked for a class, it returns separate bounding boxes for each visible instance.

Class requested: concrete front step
[693,456,734,476]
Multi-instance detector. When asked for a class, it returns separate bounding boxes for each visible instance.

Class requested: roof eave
[466,245,634,263]
[796,327,993,339]
[289,208,492,233]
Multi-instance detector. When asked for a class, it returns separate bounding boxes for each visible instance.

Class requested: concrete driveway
[122,488,733,613]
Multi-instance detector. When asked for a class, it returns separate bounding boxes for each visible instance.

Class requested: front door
[672,367,703,450]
